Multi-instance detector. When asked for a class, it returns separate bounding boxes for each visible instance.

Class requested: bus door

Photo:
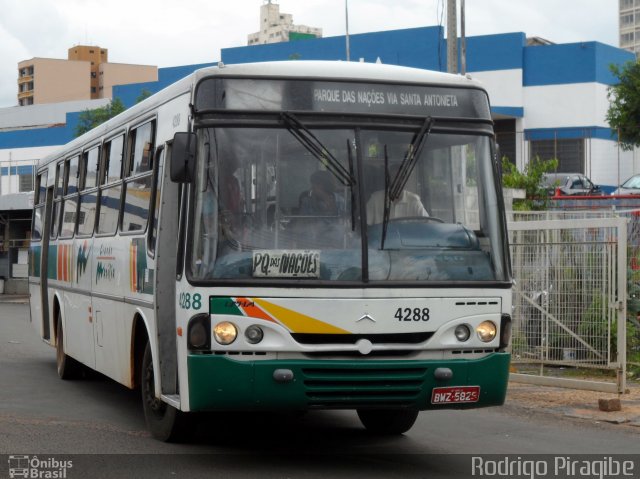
[153,145,180,395]
[38,184,55,341]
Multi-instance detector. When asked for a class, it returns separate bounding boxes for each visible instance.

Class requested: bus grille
[292,332,433,345]
[302,366,428,408]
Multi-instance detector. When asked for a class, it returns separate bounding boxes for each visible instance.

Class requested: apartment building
[620,0,640,54]
[247,1,322,45]
[17,45,158,106]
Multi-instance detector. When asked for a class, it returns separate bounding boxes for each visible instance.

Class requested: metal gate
[509,217,627,393]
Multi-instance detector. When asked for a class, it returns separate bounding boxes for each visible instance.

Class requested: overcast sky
[0,0,619,108]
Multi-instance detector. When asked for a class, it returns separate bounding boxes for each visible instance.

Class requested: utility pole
[460,0,466,75]
[345,0,351,61]
[446,0,458,73]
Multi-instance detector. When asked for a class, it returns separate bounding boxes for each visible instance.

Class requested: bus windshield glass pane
[189,126,505,283]
[362,131,505,282]
[190,127,361,281]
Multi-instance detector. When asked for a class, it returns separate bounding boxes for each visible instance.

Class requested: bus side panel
[54,238,95,369]
[92,235,129,384]
[28,281,43,338]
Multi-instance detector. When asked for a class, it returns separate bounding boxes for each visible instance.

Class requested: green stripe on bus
[209,296,244,316]
[47,245,57,280]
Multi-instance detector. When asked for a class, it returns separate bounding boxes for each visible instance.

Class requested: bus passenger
[366,189,428,225]
[298,170,345,216]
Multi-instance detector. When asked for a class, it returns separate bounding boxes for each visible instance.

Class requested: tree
[74,98,126,137]
[606,61,640,151]
[136,89,153,103]
[501,156,558,210]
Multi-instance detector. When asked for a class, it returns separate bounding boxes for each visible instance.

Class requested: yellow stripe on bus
[252,299,350,334]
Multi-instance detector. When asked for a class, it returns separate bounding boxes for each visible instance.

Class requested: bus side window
[102,134,124,185]
[66,155,80,195]
[31,172,47,242]
[148,148,164,255]
[60,156,80,239]
[97,135,125,236]
[51,162,63,239]
[77,192,97,236]
[122,178,152,233]
[121,121,155,233]
[97,185,122,235]
[82,146,100,190]
[59,196,78,239]
[127,121,155,177]
[77,146,100,237]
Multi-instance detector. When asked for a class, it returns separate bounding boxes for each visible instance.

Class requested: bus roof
[194,61,484,88]
[37,61,486,169]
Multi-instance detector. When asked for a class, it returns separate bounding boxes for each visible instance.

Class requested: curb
[0,295,30,304]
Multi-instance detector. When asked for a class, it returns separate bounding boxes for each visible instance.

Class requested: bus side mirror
[170,132,196,183]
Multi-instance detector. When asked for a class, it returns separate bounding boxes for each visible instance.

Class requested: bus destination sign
[252,250,320,278]
[195,78,491,119]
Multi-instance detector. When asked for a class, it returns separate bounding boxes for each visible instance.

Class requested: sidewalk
[0,294,30,304]
[506,380,640,429]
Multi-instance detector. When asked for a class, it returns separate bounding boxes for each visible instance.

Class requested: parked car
[612,174,640,195]
[541,173,602,196]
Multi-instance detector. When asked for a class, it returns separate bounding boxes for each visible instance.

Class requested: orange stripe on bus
[236,297,277,323]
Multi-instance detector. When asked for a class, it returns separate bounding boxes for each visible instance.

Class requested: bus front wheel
[357,408,419,435]
[141,342,189,442]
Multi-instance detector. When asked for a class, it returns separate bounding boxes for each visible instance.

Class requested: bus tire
[55,313,82,380]
[141,341,189,442]
[357,408,419,435]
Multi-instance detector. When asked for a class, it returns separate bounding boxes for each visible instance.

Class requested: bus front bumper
[187,352,510,412]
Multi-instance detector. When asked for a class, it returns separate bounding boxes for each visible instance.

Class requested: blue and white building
[221,27,637,189]
[2,26,635,194]
[0,25,635,284]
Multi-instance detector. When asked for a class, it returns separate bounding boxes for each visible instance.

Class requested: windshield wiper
[379,117,434,250]
[281,112,355,187]
[346,139,356,231]
[388,116,434,201]
[380,145,391,250]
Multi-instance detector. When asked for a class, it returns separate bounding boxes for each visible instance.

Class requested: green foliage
[136,89,152,103]
[74,98,126,137]
[501,156,558,210]
[606,61,640,151]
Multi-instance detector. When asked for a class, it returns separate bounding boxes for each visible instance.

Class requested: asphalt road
[1,301,638,478]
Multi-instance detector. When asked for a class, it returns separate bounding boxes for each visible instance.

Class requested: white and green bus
[29,61,512,441]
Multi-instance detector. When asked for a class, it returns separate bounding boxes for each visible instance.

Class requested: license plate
[431,386,480,404]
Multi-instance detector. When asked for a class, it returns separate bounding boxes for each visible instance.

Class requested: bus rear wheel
[357,408,419,435]
[141,341,189,442]
[55,313,82,380]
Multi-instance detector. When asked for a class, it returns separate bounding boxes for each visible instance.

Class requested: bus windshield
[189,123,507,283]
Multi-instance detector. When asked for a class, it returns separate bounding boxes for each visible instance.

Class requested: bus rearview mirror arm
[493,141,502,181]
[170,132,196,183]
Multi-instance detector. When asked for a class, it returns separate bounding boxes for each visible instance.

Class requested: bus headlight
[454,324,471,342]
[476,321,497,342]
[214,321,238,345]
[245,325,264,344]
[188,314,211,350]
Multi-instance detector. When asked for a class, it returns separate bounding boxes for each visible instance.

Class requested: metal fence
[508,213,627,393]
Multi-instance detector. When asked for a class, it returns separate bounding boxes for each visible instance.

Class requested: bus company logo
[357,313,376,323]
[76,241,91,282]
[8,455,73,478]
